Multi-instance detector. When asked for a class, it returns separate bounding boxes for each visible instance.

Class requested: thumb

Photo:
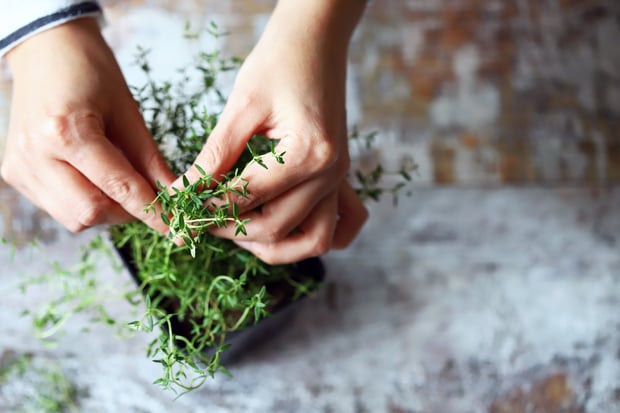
[173,103,266,188]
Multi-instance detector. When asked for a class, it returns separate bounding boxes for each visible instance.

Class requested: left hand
[172,0,368,264]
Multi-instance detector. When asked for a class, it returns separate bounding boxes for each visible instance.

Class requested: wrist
[7,17,103,74]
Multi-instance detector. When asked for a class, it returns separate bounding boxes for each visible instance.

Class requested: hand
[174,1,368,264]
[1,18,174,233]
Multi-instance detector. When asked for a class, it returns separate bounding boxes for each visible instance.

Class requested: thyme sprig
[148,142,285,258]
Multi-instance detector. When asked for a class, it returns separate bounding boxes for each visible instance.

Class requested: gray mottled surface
[1,187,619,412]
[0,2,619,411]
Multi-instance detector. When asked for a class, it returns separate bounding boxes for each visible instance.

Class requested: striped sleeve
[0,1,103,57]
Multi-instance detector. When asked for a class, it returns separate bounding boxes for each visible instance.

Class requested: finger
[58,129,168,234]
[3,153,132,230]
[332,181,368,249]
[234,191,339,265]
[109,107,176,189]
[209,176,330,242]
[172,100,267,188]
[215,130,345,216]
[33,160,134,232]
[0,152,39,201]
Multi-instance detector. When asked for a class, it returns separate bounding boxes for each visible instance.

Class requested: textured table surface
[0,186,619,413]
[0,2,619,411]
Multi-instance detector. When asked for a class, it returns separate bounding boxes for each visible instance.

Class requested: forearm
[262,0,366,57]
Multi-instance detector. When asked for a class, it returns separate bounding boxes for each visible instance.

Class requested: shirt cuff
[0,1,103,57]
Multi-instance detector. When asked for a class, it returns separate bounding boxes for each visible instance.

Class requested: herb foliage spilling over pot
[18,25,416,395]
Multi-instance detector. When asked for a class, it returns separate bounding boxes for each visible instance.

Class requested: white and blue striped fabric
[0,1,103,56]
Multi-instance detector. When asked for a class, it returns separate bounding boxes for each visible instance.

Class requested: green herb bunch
[19,24,416,395]
[110,25,306,392]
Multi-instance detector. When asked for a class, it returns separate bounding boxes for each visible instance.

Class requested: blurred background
[0,1,619,412]
[3,0,619,189]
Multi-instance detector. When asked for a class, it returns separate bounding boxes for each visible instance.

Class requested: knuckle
[146,151,169,180]
[237,189,263,211]
[308,139,338,172]
[311,233,333,256]
[264,228,287,243]
[77,201,106,228]
[198,141,226,172]
[44,114,70,136]
[101,175,133,201]
[254,244,286,265]
[42,111,100,150]
[43,114,75,149]
[257,250,280,265]
[65,221,86,234]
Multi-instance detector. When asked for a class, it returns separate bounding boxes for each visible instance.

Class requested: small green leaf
[161,213,171,225]
[234,223,247,236]
[195,164,206,176]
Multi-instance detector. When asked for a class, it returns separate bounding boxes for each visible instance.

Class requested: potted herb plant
[19,25,415,395]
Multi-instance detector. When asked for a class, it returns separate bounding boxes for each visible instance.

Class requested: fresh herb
[16,24,416,395]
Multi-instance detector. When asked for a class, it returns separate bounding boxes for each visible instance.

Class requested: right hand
[173,0,368,264]
[1,18,174,233]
